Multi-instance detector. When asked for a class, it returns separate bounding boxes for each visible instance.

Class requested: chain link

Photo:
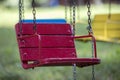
[70,1,73,25]
[87,1,92,34]
[87,1,96,80]
[19,0,22,22]
[92,65,95,80]
[72,0,76,36]
[32,0,37,32]
[72,1,77,80]
[22,0,24,21]
[19,0,23,35]
[73,63,77,80]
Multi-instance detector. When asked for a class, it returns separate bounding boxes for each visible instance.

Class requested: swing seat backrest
[15,23,77,68]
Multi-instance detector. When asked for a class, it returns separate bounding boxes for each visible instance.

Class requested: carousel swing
[15,0,100,70]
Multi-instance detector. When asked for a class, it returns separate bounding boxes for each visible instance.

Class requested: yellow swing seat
[92,13,120,43]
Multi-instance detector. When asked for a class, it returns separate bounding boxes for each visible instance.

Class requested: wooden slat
[18,35,40,48]
[20,48,76,61]
[18,35,75,48]
[15,23,73,35]
[40,35,75,48]
[20,48,40,61]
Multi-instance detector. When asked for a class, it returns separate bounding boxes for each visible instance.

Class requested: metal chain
[19,0,23,35]
[92,65,95,80]
[87,1,95,80]
[72,1,77,80]
[21,0,24,21]
[73,63,77,80]
[32,0,37,33]
[72,0,76,36]
[70,1,73,25]
[87,1,93,34]
[69,1,77,79]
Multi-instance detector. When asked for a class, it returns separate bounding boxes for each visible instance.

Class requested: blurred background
[0,0,120,80]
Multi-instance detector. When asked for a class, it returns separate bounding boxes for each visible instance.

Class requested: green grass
[0,4,120,80]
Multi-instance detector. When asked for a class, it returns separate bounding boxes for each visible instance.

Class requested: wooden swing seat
[15,23,100,69]
[92,14,120,43]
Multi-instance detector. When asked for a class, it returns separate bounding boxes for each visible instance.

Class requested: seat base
[23,58,100,69]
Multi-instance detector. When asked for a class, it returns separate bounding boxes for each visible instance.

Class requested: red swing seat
[15,23,100,69]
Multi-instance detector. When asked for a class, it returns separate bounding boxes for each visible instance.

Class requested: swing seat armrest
[74,35,97,58]
[74,35,95,41]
